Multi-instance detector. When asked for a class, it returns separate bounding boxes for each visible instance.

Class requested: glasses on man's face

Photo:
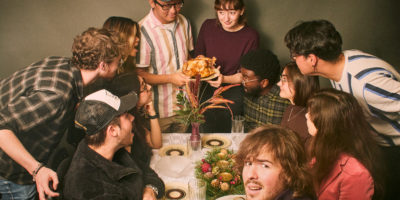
[290,52,299,61]
[140,80,150,93]
[241,77,258,85]
[154,0,184,11]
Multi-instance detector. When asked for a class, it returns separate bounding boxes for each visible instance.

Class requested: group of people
[0,0,399,200]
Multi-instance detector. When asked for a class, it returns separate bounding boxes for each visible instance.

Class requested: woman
[306,89,384,199]
[108,72,162,165]
[277,62,319,146]
[195,0,259,133]
[103,16,140,73]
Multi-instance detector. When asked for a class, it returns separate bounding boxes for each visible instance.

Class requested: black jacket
[63,140,164,200]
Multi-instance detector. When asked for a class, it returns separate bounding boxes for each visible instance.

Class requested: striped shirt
[137,9,193,118]
[0,56,83,184]
[244,85,291,132]
[331,50,400,146]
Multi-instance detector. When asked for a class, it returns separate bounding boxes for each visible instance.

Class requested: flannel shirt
[244,85,290,132]
[0,56,83,184]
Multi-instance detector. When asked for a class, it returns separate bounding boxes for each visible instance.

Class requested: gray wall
[1,0,399,80]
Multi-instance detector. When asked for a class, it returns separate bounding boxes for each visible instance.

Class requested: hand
[170,72,190,87]
[145,101,156,116]
[35,167,59,200]
[142,187,157,200]
[207,66,223,88]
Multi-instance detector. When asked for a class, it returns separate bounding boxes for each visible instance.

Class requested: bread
[182,55,216,78]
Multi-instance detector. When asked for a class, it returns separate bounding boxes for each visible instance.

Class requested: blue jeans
[0,179,36,200]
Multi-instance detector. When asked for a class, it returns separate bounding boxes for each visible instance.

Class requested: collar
[76,140,140,182]
[70,61,84,101]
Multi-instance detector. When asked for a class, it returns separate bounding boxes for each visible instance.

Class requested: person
[85,16,141,95]
[63,89,164,199]
[0,27,123,200]
[235,125,314,200]
[277,62,319,147]
[306,89,384,199]
[107,72,162,166]
[285,19,400,199]
[239,49,290,132]
[137,0,193,133]
[194,0,259,133]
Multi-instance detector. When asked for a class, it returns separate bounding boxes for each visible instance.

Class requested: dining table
[150,133,247,200]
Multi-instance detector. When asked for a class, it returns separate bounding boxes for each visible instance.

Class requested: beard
[245,85,262,97]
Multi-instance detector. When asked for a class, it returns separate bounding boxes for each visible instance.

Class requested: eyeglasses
[139,80,150,93]
[154,0,184,11]
[290,52,299,61]
[279,75,289,83]
[241,77,258,85]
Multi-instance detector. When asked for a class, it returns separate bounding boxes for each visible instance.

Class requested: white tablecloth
[150,133,246,186]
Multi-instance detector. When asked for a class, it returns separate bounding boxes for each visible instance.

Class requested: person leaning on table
[235,125,315,200]
[63,89,164,200]
[0,27,124,200]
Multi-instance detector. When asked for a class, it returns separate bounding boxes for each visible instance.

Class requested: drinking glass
[231,115,244,133]
[187,139,202,162]
[188,178,206,200]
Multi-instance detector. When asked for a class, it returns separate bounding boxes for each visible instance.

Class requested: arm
[137,68,190,87]
[144,101,162,149]
[0,130,59,199]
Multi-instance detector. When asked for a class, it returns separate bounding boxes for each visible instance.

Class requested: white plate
[202,134,232,149]
[216,194,246,200]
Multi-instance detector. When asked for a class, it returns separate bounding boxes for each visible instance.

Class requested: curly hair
[235,125,314,198]
[284,20,342,62]
[307,88,385,199]
[71,27,124,70]
[283,62,320,106]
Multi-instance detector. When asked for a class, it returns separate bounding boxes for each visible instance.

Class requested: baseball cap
[75,89,138,135]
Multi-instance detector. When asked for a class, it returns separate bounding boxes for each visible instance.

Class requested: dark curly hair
[284,20,342,62]
[235,125,315,198]
[71,27,124,70]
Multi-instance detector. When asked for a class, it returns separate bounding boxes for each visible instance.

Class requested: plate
[202,134,232,149]
[159,144,187,157]
[216,195,246,200]
[164,182,188,200]
[179,68,220,81]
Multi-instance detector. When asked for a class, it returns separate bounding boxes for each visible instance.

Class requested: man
[0,28,123,199]
[285,19,400,199]
[240,49,290,132]
[236,125,314,200]
[137,0,193,133]
[63,89,164,200]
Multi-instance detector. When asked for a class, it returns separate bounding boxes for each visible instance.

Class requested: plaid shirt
[0,56,83,184]
[244,85,290,132]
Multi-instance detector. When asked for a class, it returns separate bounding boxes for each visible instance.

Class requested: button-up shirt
[0,56,83,184]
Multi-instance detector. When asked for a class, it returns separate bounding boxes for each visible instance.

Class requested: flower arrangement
[174,75,239,127]
[195,148,245,200]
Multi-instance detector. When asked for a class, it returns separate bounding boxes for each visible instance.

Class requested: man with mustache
[235,125,314,200]
[240,49,290,132]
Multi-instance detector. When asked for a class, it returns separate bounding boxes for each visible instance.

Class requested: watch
[148,113,159,119]
[145,184,159,196]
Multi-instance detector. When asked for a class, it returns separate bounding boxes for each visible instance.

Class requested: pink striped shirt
[137,9,193,118]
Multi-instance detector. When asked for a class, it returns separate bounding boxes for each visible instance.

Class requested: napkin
[155,156,193,178]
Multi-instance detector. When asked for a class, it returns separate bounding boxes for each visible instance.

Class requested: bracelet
[145,184,159,196]
[148,113,159,119]
[32,162,45,182]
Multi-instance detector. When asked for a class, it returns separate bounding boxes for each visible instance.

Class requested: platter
[179,68,220,81]
[201,134,232,149]
[158,144,187,156]
[163,182,188,200]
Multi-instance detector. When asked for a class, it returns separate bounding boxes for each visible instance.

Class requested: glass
[231,115,244,133]
[154,0,184,11]
[188,178,206,200]
[187,139,202,162]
